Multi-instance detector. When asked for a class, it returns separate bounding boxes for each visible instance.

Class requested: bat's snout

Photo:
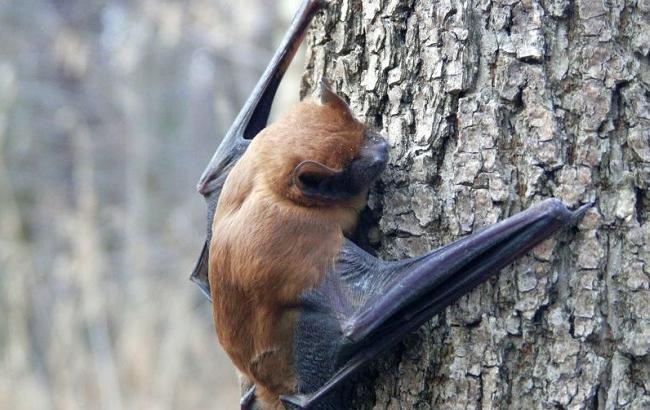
[363,132,388,173]
[347,131,389,191]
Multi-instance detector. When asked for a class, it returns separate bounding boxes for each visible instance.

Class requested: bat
[190,1,592,409]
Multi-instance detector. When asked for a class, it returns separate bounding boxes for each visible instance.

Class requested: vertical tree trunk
[303,0,649,408]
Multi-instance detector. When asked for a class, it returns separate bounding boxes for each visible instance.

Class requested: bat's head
[253,80,388,208]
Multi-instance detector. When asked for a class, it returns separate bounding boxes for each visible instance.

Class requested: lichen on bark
[302,0,649,408]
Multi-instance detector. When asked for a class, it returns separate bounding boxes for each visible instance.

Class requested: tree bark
[302,0,649,408]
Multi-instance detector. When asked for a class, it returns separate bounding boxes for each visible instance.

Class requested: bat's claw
[240,385,256,410]
[572,201,595,222]
[280,393,310,409]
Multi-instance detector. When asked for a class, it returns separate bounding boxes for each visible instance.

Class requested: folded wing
[283,199,591,409]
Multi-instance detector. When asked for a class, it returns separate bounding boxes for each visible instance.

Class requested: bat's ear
[318,78,351,113]
[291,160,348,201]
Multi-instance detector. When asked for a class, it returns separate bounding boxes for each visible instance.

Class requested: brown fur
[209,97,368,409]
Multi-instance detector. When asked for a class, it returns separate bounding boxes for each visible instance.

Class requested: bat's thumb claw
[280,394,309,409]
[572,201,595,222]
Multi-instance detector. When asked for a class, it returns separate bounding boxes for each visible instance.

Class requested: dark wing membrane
[342,199,589,343]
[282,199,591,409]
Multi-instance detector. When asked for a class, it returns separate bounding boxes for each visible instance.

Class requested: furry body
[209,97,371,408]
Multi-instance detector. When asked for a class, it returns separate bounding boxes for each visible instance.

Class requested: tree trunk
[302,0,649,408]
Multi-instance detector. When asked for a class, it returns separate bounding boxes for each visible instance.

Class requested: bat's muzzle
[361,131,388,174]
[345,131,388,192]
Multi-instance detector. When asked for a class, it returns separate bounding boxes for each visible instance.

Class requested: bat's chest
[213,293,299,394]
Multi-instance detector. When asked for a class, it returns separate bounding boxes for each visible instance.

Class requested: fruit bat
[190,1,591,409]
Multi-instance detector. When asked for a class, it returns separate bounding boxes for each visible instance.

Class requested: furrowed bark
[303,0,649,408]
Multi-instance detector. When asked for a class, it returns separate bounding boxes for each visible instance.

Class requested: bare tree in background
[303,0,648,408]
[0,0,302,408]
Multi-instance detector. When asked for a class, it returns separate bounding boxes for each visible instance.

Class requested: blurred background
[0,0,304,408]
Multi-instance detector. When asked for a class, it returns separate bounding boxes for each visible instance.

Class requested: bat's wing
[282,199,591,409]
[190,0,326,299]
[190,240,211,301]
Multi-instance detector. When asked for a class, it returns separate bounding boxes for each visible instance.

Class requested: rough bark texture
[302,0,649,408]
